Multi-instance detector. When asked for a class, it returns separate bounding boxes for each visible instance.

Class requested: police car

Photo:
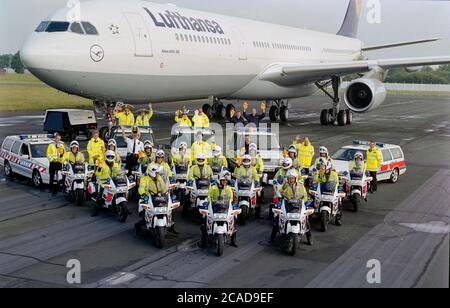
[0,134,63,187]
[332,141,407,183]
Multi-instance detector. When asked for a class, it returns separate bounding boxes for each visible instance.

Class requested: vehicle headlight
[155,207,168,213]
[214,214,228,220]
[287,213,301,220]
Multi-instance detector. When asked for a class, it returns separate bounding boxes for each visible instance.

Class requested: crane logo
[90,45,104,62]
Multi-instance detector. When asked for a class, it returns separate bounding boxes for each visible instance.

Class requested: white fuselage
[20,0,362,104]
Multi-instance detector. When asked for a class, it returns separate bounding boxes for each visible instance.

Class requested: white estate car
[332,141,407,183]
[0,134,63,187]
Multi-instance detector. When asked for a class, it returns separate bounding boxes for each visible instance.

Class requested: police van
[332,141,407,183]
[0,134,62,187]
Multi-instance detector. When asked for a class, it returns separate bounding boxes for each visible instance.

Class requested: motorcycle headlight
[155,207,168,213]
[214,213,228,220]
[287,213,301,220]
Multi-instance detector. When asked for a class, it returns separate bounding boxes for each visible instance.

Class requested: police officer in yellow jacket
[296,137,315,173]
[249,143,264,173]
[46,133,65,195]
[188,153,213,182]
[138,140,155,169]
[287,145,300,170]
[92,151,122,216]
[192,109,210,128]
[64,141,85,165]
[135,164,171,236]
[190,131,211,163]
[154,150,173,183]
[314,158,339,190]
[349,152,367,174]
[280,169,308,202]
[107,139,122,165]
[208,146,228,174]
[174,108,193,127]
[114,104,135,127]
[87,129,106,165]
[366,142,382,193]
[171,142,190,169]
[136,104,154,126]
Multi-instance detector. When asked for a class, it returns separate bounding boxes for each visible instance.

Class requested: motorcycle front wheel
[74,189,85,207]
[320,211,329,232]
[239,205,248,226]
[287,233,299,256]
[155,226,165,249]
[117,201,128,223]
[216,234,225,257]
[352,193,362,212]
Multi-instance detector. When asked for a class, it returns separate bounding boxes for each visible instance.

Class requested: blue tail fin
[337,0,362,38]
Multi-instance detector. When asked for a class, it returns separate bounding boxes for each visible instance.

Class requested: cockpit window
[81,22,98,35]
[70,22,85,34]
[46,21,70,32]
[35,21,50,32]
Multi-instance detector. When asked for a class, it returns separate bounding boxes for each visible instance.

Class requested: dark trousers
[49,162,62,193]
[126,154,138,175]
[369,171,378,192]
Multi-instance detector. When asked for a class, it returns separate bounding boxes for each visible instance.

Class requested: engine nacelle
[343,78,387,113]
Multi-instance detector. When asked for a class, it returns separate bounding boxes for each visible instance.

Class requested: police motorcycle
[88,151,136,223]
[199,199,241,257]
[186,177,211,214]
[61,162,94,206]
[138,187,181,248]
[341,161,372,212]
[271,198,314,256]
[234,176,261,225]
[309,177,345,232]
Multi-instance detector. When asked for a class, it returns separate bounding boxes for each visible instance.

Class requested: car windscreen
[172,133,213,148]
[114,133,154,148]
[332,148,366,161]
[236,133,280,151]
[30,144,49,158]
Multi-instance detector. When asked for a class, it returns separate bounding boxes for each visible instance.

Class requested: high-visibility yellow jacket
[366,148,383,172]
[297,143,315,169]
[135,115,150,127]
[280,182,308,201]
[251,155,264,173]
[192,113,210,128]
[208,156,228,172]
[188,165,213,181]
[114,111,135,126]
[208,184,234,203]
[274,168,289,184]
[63,151,85,165]
[87,138,106,164]
[174,115,192,127]
[171,153,190,168]
[138,154,155,166]
[314,170,339,186]
[190,141,211,162]
[46,143,65,163]
[235,166,260,182]
[96,162,121,184]
[139,175,168,196]
[156,162,173,182]
[349,161,367,173]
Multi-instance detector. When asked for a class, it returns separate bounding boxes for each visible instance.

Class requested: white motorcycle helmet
[354,152,364,161]
[179,142,188,151]
[105,150,116,164]
[242,154,252,167]
[219,170,230,182]
[148,164,159,177]
[196,153,206,166]
[286,169,298,182]
[282,158,293,170]
[319,157,332,170]
[144,140,153,150]
[156,150,165,159]
[288,145,297,156]
[319,146,329,157]
[213,146,222,157]
[249,143,258,152]
[70,140,80,150]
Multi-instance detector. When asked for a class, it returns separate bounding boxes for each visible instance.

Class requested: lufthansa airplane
[20,0,450,126]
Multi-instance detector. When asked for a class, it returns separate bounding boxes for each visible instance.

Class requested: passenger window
[390,148,403,160]
[46,22,70,32]
[70,22,84,34]
[180,34,184,41]
[20,144,30,156]
[381,149,393,162]
[2,138,14,152]
[11,141,22,155]
[82,22,98,35]
[35,21,50,32]
[175,33,179,41]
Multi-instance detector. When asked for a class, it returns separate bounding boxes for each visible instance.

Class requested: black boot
[168,225,179,234]
[230,232,238,248]
[134,220,145,238]
[255,206,263,219]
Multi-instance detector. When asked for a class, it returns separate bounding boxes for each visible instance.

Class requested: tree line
[1,51,449,84]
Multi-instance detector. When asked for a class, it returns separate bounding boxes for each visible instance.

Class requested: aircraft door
[232,28,247,60]
[124,12,153,57]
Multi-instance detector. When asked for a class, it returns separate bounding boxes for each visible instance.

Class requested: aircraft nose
[20,39,37,69]
[20,34,54,70]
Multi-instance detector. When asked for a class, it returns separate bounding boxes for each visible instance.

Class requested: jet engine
[342,78,387,113]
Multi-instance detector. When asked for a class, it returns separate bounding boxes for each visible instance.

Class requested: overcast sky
[0,0,449,59]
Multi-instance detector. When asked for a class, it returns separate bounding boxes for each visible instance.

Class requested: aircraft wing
[260,56,450,86]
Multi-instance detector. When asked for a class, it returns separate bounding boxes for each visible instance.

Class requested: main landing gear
[268,99,289,123]
[203,97,236,121]
[315,76,353,126]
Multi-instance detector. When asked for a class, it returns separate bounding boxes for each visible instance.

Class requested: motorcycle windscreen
[212,201,229,214]
[152,196,168,207]
[321,181,337,194]
[238,177,252,189]
[196,179,211,190]
[285,201,301,213]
